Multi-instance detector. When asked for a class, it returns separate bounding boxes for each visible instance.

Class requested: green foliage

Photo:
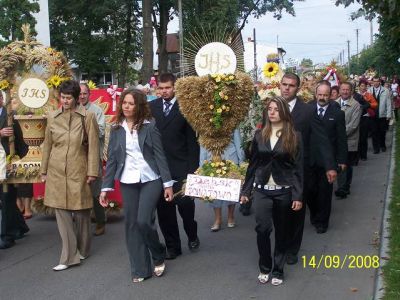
[0,0,39,44]
[49,0,141,86]
[382,122,400,299]
[300,58,313,68]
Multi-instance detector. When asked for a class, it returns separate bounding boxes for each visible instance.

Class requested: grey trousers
[120,179,166,279]
[55,208,91,266]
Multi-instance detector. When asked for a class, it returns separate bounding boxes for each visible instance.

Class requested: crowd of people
[0,71,398,286]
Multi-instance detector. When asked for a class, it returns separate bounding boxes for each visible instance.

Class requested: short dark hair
[315,80,331,92]
[340,81,353,91]
[59,80,81,102]
[282,73,301,87]
[158,73,176,85]
[358,79,369,86]
[331,86,339,93]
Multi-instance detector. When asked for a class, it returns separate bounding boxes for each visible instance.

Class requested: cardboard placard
[185,174,241,202]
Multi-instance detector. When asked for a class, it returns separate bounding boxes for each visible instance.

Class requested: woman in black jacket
[240,96,303,286]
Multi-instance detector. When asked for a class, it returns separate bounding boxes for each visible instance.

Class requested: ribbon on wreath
[323,67,340,87]
[107,85,122,112]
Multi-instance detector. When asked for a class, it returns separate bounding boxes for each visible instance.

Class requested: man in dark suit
[0,92,29,249]
[307,81,347,233]
[279,73,336,264]
[149,73,200,259]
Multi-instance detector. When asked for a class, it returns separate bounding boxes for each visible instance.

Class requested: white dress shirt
[288,98,297,112]
[317,104,328,117]
[163,97,177,113]
[120,120,160,184]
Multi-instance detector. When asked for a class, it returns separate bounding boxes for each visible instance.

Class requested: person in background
[79,83,107,236]
[368,76,392,154]
[330,86,340,101]
[41,80,100,271]
[241,96,303,286]
[335,82,361,199]
[149,73,200,260]
[100,88,173,283]
[199,129,245,231]
[0,92,29,249]
[358,80,378,161]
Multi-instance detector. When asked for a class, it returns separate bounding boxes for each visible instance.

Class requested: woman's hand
[41,174,47,183]
[240,195,249,204]
[87,176,96,184]
[164,187,174,202]
[291,200,302,211]
[99,191,108,207]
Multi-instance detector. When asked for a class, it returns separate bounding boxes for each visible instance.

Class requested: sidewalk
[0,132,392,300]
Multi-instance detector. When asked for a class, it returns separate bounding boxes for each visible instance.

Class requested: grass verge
[383,123,400,299]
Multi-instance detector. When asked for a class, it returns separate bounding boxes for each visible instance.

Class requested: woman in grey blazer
[99,88,174,283]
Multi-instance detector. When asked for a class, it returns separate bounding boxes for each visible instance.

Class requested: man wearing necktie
[307,81,347,233]
[275,73,336,264]
[149,73,200,260]
[335,82,361,199]
[368,76,392,153]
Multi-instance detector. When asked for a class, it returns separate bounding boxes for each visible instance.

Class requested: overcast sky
[170,0,378,66]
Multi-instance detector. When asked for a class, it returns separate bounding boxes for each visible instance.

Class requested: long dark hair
[115,88,152,131]
[261,96,298,159]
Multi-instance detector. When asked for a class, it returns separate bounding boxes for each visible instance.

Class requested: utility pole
[370,20,373,45]
[178,0,184,77]
[342,49,345,66]
[253,28,257,82]
[347,40,351,76]
[339,52,342,65]
[355,29,360,57]
[276,35,279,48]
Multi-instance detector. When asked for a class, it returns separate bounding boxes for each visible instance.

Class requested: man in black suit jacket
[149,73,200,259]
[307,81,347,233]
[0,92,29,249]
[280,73,337,264]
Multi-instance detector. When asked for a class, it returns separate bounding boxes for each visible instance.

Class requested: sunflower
[50,75,62,87]
[263,62,279,78]
[0,80,10,90]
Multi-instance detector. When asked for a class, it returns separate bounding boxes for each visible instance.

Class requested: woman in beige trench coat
[41,80,99,271]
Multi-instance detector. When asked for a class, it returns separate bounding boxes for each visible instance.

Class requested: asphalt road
[0,133,392,300]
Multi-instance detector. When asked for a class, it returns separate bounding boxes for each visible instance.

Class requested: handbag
[81,115,89,152]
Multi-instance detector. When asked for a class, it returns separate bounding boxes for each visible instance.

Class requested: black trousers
[157,178,198,253]
[254,188,292,278]
[337,151,358,193]
[371,117,388,152]
[1,184,29,242]
[359,116,371,159]
[306,166,333,229]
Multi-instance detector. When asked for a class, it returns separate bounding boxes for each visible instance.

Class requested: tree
[0,0,39,45]
[141,0,153,82]
[300,58,313,68]
[49,0,141,86]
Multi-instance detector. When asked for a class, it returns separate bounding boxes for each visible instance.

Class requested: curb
[374,126,396,300]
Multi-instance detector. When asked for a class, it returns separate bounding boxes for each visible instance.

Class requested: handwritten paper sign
[18,78,49,109]
[185,174,241,202]
[195,42,237,76]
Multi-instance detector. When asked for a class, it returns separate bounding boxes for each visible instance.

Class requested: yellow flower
[263,62,279,78]
[211,74,217,78]
[222,166,227,170]
[210,173,215,177]
[220,162,225,166]
[225,106,230,112]
[211,163,215,167]
[49,75,62,87]
[87,80,96,89]
[216,169,221,174]
[221,105,226,110]
[224,95,229,100]
[229,75,235,80]
[222,171,226,175]
[216,108,222,113]
[0,80,10,90]
[221,74,226,79]
[215,77,221,83]
[209,104,214,109]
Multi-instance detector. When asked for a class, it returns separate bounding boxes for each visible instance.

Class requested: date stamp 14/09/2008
[302,255,380,269]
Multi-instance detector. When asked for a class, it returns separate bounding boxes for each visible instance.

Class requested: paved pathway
[0,132,393,300]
